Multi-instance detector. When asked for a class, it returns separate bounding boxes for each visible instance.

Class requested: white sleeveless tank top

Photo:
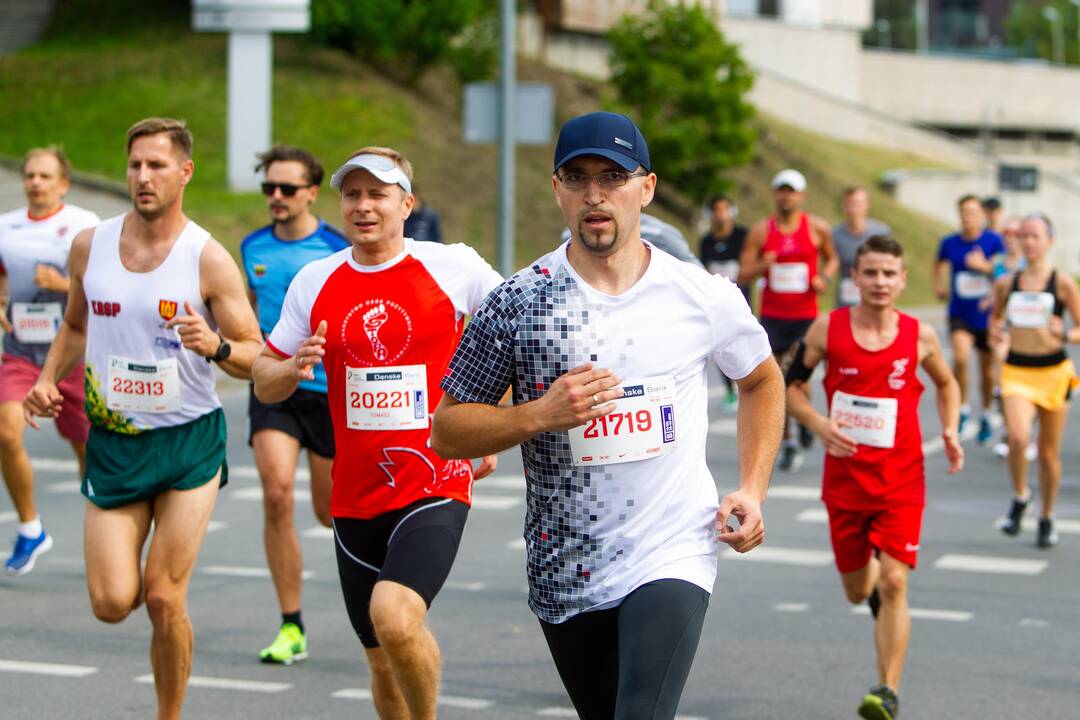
[83,214,221,433]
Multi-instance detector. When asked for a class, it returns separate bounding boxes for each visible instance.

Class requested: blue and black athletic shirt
[240,220,349,393]
[936,229,1005,330]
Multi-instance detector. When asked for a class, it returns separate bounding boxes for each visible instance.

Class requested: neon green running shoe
[259,623,308,665]
[858,684,899,720]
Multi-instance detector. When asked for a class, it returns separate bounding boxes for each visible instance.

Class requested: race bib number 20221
[345,364,428,431]
[568,375,677,467]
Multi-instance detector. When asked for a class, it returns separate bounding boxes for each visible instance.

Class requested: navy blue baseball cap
[553,112,651,173]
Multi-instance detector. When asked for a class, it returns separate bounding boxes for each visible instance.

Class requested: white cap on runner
[329,153,412,193]
[771,169,807,192]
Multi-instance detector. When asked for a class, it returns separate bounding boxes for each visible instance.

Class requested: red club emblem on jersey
[341,298,414,367]
[158,299,178,321]
[57,226,69,237]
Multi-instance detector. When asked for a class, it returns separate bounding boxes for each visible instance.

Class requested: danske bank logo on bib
[367,371,403,381]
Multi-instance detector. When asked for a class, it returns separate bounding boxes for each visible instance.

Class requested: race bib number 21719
[568,375,677,466]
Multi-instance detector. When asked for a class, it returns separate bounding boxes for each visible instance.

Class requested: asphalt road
[2,358,1079,719]
[2,174,1078,717]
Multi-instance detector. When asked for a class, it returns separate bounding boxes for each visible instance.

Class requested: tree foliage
[607,3,756,204]
[1006,0,1080,65]
[310,0,496,83]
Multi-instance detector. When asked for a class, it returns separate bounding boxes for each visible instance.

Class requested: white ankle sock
[19,517,43,539]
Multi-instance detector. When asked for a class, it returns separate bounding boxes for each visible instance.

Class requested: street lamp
[1043,5,1065,65]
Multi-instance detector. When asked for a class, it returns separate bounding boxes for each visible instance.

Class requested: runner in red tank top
[739,169,837,472]
[786,236,963,720]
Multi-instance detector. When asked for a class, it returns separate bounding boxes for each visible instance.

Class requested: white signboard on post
[192,0,310,191]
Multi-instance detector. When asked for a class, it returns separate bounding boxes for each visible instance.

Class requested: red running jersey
[267,241,502,519]
[759,213,818,320]
[822,307,925,510]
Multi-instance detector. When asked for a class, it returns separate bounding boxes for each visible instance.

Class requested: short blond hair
[23,145,71,179]
[347,146,413,183]
[127,117,193,159]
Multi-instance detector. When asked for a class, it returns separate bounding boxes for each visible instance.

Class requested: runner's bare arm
[33,264,69,293]
[988,275,1011,348]
[785,316,857,458]
[192,238,264,379]
[0,271,11,333]
[460,386,513,480]
[813,216,838,291]
[736,221,770,286]
[933,259,950,300]
[431,364,623,459]
[1057,272,1080,344]
[251,321,327,403]
[918,321,963,473]
[22,229,93,428]
[716,356,784,553]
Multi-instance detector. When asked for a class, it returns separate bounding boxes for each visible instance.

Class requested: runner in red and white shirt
[786,235,963,720]
[251,147,502,720]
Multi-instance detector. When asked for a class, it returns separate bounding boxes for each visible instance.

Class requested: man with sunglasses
[432,112,785,719]
[241,145,348,665]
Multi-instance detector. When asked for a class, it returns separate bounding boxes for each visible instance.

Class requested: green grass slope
[0,15,951,304]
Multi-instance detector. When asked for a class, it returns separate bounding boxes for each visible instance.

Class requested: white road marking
[795,507,828,523]
[31,458,78,473]
[0,511,17,524]
[230,486,309,502]
[480,476,525,490]
[205,521,227,533]
[201,565,315,580]
[773,603,810,612]
[1020,618,1049,628]
[0,659,98,677]
[440,695,495,710]
[933,554,1047,576]
[1018,517,1080,534]
[921,421,977,455]
[229,465,310,482]
[333,688,492,709]
[507,537,527,551]
[721,546,833,566]
[444,581,486,592]
[766,485,820,500]
[46,480,81,494]
[852,606,972,622]
[301,526,334,539]
[135,674,289,693]
[471,496,522,510]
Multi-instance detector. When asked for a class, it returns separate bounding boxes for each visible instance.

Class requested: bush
[310,0,497,83]
[608,2,756,204]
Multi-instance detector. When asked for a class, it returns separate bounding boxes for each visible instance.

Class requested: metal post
[915,0,929,54]
[227,31,271,191]
[1043,6,1064,65]
[497,0,515,277]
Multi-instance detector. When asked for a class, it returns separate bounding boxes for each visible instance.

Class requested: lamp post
[1043,5,1065,65]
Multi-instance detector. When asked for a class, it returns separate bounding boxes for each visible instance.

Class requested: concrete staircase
[0,0,55,54]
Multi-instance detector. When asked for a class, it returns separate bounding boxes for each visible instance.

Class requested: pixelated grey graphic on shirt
[442,252,642,623]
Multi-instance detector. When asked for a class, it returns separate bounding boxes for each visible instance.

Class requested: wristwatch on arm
[207,333,231,363]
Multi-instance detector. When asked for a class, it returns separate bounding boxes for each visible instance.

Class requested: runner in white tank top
[83,214,221,433]
[22,118,262,720]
